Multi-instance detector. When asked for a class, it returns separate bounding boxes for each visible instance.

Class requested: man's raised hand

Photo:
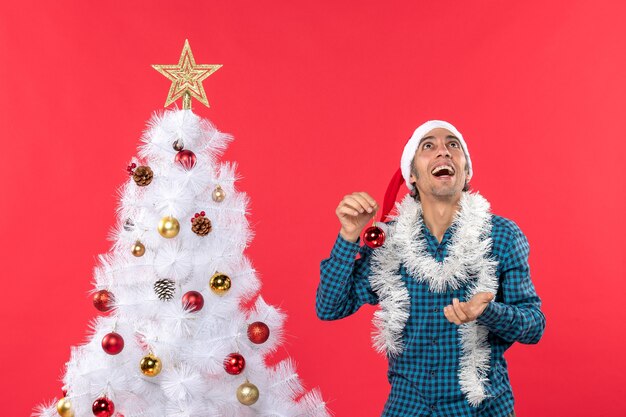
[335,192,379,242]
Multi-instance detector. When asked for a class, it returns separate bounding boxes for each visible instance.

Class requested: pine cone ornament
[154,279,175,301]
[191,211,212,236]
[132,166,154,186]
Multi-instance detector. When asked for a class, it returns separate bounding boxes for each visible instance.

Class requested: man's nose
[436,143,451,157]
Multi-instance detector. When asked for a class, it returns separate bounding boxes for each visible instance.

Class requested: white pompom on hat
[400,120,472,190]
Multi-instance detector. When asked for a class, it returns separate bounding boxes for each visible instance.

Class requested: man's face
[410,128,471,200]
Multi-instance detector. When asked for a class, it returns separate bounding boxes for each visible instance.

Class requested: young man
[317,120,545,417]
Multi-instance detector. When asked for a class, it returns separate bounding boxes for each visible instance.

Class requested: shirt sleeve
[316,233,379,320]
[477,227,546,344]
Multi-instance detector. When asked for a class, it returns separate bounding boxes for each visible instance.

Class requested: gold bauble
[212,185,226,202]
[237,381,259,405]
[158,215,180,238]
[56,397,74,417]
[131,241,146,257]
[139,353,162,377]
[209,272,231,295]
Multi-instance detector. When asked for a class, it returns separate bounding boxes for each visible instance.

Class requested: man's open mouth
[431,164,455,179]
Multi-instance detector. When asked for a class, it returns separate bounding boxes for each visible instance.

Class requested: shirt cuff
[477,301,506,328]
[330,233,361,263]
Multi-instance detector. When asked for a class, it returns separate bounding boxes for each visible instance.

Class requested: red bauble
[101,332,124,355]
[247,321,270,344]
[182,291,204,312]
[363,225,385,248]
[93,290,114,312]
[92,397,115,417]
[224,353,246,375]
[175,150,197,170]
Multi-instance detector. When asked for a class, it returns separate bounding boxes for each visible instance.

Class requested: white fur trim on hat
[400,120,472,190]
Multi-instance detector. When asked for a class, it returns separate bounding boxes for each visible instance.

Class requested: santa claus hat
[379,120,472,222]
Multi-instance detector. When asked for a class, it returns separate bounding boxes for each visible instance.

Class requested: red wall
[1,1,624,416]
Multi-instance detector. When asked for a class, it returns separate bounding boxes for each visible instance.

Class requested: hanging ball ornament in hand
[212,185,226,202]
[209,272,231,295]
[131,241,145,257]
[237,381,260,406]
[158,215,180,238]
[175,149,197,170]
[139,353,162,377]
[224,353,246,375]
[56,397,74,417]
[363,224,385,248]
[93,290,114,312]
[247,321,270,344]
[92,397,115,417]
[101,332,124,355]
[182,290,204,312]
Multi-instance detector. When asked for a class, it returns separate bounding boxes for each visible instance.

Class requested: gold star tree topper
[152,39,222,109]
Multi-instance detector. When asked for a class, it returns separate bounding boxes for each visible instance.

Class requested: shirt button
[430,404,437,411]
[430,370,436,377]
[431,338,437,345]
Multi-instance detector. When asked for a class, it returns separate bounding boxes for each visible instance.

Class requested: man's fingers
[337,204,361,217]
[444,305,462,325]
[343,194,371,213]
[452,298,470,321]
[355,192,378,210]
[483,292,495,303]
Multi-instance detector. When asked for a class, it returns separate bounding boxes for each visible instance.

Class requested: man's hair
[409,155,471,202]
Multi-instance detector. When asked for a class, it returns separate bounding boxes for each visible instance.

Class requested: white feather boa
[369,191,498,406]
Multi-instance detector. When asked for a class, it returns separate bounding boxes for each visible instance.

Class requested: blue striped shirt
[317,214,545,416]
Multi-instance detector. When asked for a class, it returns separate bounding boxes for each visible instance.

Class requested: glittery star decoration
[152,39,222,108]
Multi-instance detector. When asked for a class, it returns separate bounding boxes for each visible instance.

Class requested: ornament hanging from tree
[131,241,145,257]
[139,353,162,377]
[182,290,204,312]
[209,272,231,295]
[93,290,114,312]
[212,185,226,202]
[191,211,212,236]
[132,165,154,186]
[158,215,180,238]
[224,352,246,375]
[56,397,74,417]
[101,332,124,355]
[92,397,114,417]
[247,321,270,344]
[154,279,176,301]
[237,381,260,406]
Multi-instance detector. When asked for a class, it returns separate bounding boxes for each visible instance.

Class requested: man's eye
[450,142,460,148]
[423,143,432,149]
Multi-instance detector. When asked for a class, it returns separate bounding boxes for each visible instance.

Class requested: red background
[1,1,625,416]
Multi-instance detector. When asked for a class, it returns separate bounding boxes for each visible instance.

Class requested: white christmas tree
[35,40,329,417]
